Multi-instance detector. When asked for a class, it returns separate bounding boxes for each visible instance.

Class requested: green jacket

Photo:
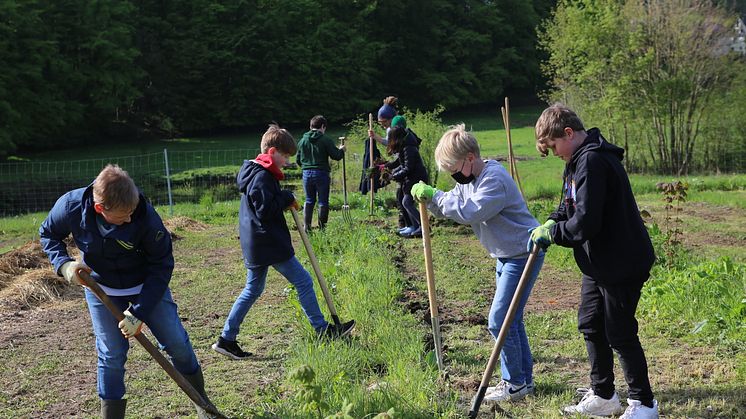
[296,130,344,171]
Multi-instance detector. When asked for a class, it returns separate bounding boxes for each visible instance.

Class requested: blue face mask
[451,159,475,184]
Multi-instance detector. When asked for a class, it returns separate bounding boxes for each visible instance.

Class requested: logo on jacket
[116,240,134,250]
[564,177,577,209]
[155,230,165,242]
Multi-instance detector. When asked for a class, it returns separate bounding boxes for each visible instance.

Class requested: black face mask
[451,159,475,184]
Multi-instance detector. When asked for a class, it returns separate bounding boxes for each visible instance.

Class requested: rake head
[341,204,352,223]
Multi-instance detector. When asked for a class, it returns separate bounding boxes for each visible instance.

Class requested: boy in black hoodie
[530,104,658,419]
[212,125,354,360]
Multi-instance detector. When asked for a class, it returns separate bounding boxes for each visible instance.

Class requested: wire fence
[0,149,261,216]
[0,149,371,216]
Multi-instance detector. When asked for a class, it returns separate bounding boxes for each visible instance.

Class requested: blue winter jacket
[39,185,174,320]
[237,160,296,268]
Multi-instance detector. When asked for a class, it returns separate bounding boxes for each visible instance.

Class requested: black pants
[396,184,411,228]
[577,274,654,405]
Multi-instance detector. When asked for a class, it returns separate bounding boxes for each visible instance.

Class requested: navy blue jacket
[549,128,655,284]
[39,186,174,319]
[238,160,296,268]
[391,131,428,194]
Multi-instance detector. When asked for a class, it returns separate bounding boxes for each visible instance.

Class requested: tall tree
[540,0,738,174]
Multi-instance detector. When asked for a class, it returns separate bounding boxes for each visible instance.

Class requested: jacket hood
[237,160,268,191]
[305,129,324,144]
[570,128,624,165]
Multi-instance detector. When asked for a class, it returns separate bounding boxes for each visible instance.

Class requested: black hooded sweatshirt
[549,128,655,285]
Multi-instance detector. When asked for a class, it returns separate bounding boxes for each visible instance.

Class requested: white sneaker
[484,380,531,402]
[620,399,659,419]
[563,388,624,417]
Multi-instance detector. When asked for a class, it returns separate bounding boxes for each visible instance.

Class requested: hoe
[290,207,354,330]
[77,270,228,419]
[468,245,541,418]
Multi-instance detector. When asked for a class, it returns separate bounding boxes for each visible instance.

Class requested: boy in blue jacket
[39,164,217,419]
[530,104,658,419]
[212,125,354,360]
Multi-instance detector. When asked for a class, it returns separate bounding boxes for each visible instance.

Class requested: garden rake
[468,245,541,418]
[76,270,228,419]
[290,207,353,329]
[419,201,445,371]
[339,136,352,223]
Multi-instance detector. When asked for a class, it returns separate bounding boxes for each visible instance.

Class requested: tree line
[541,0,746,174]
[0,0,554,158]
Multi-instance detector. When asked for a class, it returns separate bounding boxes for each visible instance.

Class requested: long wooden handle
[468,246,540,418]
[419,201,444,371]
[77,270,226,418]
[289,207,341,325]
[502,97,525,198]
[339,136,348,205]
[369,113,375,215]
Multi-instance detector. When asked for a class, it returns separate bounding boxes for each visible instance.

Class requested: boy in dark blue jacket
[39,164,217,419]
[212,125,354,360]
[530,104,658,419]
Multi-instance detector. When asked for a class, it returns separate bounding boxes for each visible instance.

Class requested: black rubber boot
[318,206,329,230]
[183,367,219,419]
[101,399,126,419]
[303,203,314,233]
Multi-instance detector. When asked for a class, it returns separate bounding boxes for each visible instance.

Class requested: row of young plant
[270,212,457,418]
[638,182,746,353]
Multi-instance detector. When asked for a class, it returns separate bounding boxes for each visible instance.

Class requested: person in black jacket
[387,126,428,238]
[212,125,354,360]
[529,104,659,419]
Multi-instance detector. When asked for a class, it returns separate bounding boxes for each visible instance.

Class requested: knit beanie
[378,103,397,120]
[391,115,407,128]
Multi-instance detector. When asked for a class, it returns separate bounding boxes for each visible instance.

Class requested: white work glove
[60,260,90,285]
[118,307,143,339]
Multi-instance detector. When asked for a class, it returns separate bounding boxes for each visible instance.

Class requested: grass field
[1,108,744,418]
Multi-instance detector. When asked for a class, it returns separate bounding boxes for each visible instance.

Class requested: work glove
[60,260,90,285]
[527,219,557,252]
[411,181,437,202]
[118,307,143,339]
[286,199,301,211]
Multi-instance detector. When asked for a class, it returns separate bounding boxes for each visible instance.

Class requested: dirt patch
[525,264,580,313]
[163,216,209,232]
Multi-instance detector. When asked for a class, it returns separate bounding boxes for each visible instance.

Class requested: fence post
[163,148,174,216]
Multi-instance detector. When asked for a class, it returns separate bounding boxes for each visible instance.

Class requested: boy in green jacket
[296,115,345,231]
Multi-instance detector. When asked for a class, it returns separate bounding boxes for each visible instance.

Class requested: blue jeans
[84,288,200,400]
[488,252,545,386]
[221,256,328,340]
[302,169,331,208]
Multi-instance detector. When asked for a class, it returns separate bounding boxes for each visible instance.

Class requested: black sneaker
[211,337,252,360]
[319,320,356,339]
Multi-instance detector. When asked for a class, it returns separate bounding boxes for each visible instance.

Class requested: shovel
[468,245,541,418]
[338,136,352,223]
[290,207,351,328]
[76,270,227,419]
[419,201,445,371]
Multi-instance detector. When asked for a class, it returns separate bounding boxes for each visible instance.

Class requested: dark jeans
[578,275,654,404]
[302,169,331,208]
[396,184,411,228]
